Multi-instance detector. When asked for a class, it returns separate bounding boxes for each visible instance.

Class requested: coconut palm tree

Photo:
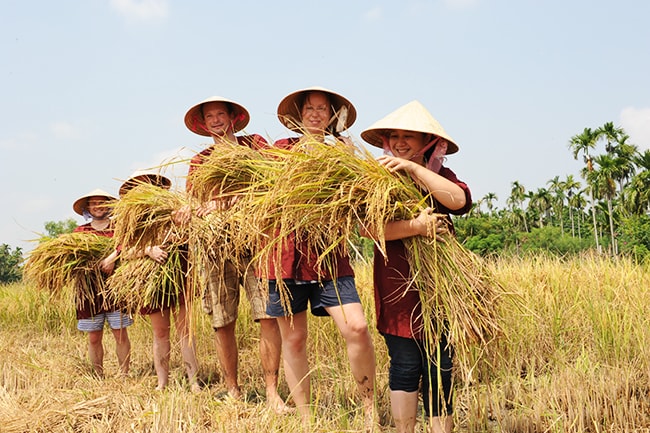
[563,174,581,238]
[507,181,528,232]
[547,176,567,233]
[528,188,552,228]
[569,127,600,251]
[482,192,498,217]
[588,154,619,255]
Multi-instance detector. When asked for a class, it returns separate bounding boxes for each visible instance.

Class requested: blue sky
[2,0,649,252]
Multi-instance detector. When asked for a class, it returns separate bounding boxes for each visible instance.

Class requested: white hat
[361,100,458,154]
[73,189,117,215]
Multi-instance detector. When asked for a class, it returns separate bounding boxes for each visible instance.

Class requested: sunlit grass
[1,254,650,432]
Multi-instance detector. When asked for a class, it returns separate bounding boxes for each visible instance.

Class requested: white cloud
[620,107,650,150]
[50,122,81,140]
[363,6,383,22]
[110,0,169,21]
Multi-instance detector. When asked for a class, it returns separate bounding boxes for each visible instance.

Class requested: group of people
[70,86,472,433]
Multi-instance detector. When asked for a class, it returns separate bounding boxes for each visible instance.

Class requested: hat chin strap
[382,135,447,174]
[416,136,447,174]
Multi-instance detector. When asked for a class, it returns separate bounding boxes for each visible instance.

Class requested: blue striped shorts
[77,311,134,332]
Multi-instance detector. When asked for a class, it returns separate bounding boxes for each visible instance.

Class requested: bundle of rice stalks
[186,142,281,204]
[108,184,205,312]
[23,232,115,312]
[243,137,503,377]
[111,184,190,251]
[405,234,505,377]
[249,138,426,280]
[106,246,190,313]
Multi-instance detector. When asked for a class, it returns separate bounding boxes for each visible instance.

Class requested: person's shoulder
[73,223,91,233]
[273,137,299,149]
[237,134,268,150]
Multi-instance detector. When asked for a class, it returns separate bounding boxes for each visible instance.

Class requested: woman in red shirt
[360,101,472,433]
[266,86,376,427]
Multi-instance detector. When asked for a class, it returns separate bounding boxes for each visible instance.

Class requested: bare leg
[326,303,376,430]
[173,304,200,392]
[391,390,418,433]
[149,310,171,390]
[110,327,131,376]
[276,311,310,421]
[427,415,453,433]
[213,320,240,398]
[87,329,104,377]
[259,317,290,413]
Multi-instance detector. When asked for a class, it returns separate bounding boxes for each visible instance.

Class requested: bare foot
[227,386,242,400]
[267,394,294,415]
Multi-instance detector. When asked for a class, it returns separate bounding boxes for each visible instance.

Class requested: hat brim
[277,86,357,133]
[184,96,250,136]
[361,128,459,155]
[360,100,459,155]
[119,173,172,197]
[73,189,117,215]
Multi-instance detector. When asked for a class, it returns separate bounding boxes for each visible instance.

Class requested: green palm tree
[569,127,600,251]
[588,154,619,255]
[547,175,567,233]
[482,192,498,216]
[563,174,581,238]
[507,181,528,232]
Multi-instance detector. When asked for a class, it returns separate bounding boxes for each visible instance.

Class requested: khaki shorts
[202,256,271,328]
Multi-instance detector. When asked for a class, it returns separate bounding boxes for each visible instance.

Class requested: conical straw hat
[361,100,458,154]
[184,96,250,136]
[119,170,172,197]
[73,189,118,215]
[277,86,357,133]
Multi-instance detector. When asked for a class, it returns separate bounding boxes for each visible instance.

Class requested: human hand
[172,204,192,225]
[145,245,168,264]
[377,154,419,175]
[99,257,116,274]
[99,249,119,274]
[412,208,448,240]
[196,200,218,217]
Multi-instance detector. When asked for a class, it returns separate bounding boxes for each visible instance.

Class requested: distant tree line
[454,122,650,261]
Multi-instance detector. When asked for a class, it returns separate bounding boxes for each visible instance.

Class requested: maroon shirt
[373,166,472,340]
[73,222,114,319]
[263,137,354,281]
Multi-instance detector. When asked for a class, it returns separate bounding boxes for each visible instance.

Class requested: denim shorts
[77,310,134,332]
[383,333,454,417]
[266,276,360,317]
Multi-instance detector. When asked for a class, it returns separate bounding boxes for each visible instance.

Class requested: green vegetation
[0,244,23,283]
[456,122,650,261]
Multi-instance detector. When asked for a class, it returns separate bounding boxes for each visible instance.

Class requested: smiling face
[201,101,235,138]
[86,196,111,219]
[300,91,332,136]
[387,129,428,163]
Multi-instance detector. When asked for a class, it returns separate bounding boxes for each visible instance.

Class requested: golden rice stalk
[405,233,505,377]
[22,232,115,312]
[111,184,190,252]
[106,246,191,313]
[236,137,503,377]
[247,138,426,281]
[186,142,281,203]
